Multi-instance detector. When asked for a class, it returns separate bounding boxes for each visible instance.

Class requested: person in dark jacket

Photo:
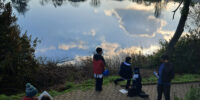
[132,67,142,93]
[114,57,133,89]
[128,67,149,98]
[157,55,174,100]
[93,47,106,91]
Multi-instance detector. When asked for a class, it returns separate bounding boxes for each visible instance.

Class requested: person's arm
[100,60,105,72]
[129,67,133,77]
[101,56,106,66]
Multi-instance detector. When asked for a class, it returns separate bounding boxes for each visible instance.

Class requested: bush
[0,1,39,94]
[139,32,200,74]
[184,87,200,100]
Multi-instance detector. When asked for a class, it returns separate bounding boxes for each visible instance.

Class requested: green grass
[184,87,200,100]
[0,93,24,100]
[1,74,200,100]
[142,74,200,84]
[174,87,200,100]
[172,74,200,83]
[118,74,200,85]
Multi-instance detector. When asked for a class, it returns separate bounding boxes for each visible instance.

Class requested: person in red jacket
[93,47,106,91]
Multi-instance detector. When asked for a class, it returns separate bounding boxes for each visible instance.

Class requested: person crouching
[114,57,133,90]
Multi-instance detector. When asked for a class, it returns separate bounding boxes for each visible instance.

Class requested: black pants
[95,78,103,91]
[157,84,171,100]
[114,78,131,89]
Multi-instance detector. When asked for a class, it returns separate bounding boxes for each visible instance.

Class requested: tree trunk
[165,0,192,55]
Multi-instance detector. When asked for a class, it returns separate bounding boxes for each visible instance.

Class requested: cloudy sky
[14,0,182,60]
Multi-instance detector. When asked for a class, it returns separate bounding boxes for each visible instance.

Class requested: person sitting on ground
[22,83,38,100]
[114,56,133,90]
[38,91,53,100]
[132,67,142,93]
[128,67,149,98]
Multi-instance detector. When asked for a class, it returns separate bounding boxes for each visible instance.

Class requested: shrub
[184,87,200,100]
[0,1,39,94]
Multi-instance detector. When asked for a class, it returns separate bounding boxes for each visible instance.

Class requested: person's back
[119,62,133,79]
[114,57,132,90]
[93,54,105,74]
[157,55,174,100]
[160,62,174,83]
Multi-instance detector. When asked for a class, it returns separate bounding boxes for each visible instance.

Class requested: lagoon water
[9,0,184,60]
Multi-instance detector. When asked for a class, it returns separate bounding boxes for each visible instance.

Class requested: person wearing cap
[157,55,174,100]
[22,83,38,100]
[114,56,133,90]
[93,47,106,91]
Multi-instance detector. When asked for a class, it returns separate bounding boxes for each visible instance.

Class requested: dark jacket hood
[93,54,106,65]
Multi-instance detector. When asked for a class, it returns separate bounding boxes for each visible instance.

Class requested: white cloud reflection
[104,4,178,40]
[97,41,160,57]
[126,3,154,11]
[100,41,120,56]
[83,29,96,36]
[59,41,88,51]
[104,8,162,38]
[58,44,160,66]
[38,46,56,53]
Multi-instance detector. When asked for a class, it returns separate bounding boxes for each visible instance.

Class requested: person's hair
[125,56,131,62]
[134,67,140,74]
[41,95,51,100]
[96,47,102,54]
[161,54,169,60]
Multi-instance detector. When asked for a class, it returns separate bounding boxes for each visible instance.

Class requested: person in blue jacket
[114,56,133,89]
[157,55,174,100]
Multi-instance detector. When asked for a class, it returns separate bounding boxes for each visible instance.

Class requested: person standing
[93,47,106,91]
[114,57,133,90]
[157,55,174,100]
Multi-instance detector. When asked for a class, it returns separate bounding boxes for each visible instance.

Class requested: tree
[0,1,38,93]
[165,0,192,55]
[11,0,30,15]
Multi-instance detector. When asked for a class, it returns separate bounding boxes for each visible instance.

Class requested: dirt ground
[54,82,200,100]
